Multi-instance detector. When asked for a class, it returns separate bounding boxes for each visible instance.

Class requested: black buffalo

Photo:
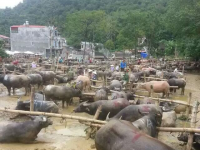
[132,109,162,138]
[107,104,162,122]
[95,119,174,150]
[15,100,59,113]
[74,98,130,120]
[0,116,52,143]
[0,74,30,96]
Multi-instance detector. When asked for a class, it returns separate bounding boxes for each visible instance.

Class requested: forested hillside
[0,0,199,59]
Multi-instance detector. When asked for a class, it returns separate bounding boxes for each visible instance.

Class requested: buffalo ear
[28,115,36,120]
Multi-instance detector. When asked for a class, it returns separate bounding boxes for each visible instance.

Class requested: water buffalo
[55,75,69,83]
[95,119,174,150]
[160,102,189,114]
[44,85,82,108]
[161,111,177,127]
[111,72,124,80]
[132,109,162,138]
[111,91,135,101]
[15,100,59,113]
[76,75,91,91]
[97,71,112,80]
[37,71,55,84]
[0,116,52,143]
[94,87,109,101]
[108,104,162,122]
[138,81,170,97]
[167,78,186,95]
[0,74,30,96]
[27,74,43,89]
[4,64,15,71]
[163,72,178,79]
[178,132,200,145]
[109,80,122,91]
[74,98,130,120]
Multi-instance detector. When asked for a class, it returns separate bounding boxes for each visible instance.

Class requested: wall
[10,26,50,56]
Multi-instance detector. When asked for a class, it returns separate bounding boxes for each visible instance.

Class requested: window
[11,27,18,33]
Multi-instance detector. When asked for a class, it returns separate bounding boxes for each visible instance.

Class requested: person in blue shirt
[120,60,127,71]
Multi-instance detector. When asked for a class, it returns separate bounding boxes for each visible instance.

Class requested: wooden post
[186,101,199,150]
[86,105,102,139]
[3,63,5,75]
[155,97,160,107]
[186,93,192,118]
[144,73,146,82]
[30,87,35,111]
[105,76,107,86]
[150,85,153,97]
[182,65,184,75]
[28,63,30,74]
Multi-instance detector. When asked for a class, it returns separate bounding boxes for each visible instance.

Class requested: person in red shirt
[13,60,19,66]
[138,58,141,65]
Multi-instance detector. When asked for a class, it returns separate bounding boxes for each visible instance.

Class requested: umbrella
[13,51,20,54]
[5,50,14,55]
[24,51,34,55]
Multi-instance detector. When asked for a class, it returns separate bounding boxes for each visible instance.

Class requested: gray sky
[0,0,23,9]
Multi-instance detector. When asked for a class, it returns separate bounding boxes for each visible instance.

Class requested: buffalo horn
[106,112,111,120]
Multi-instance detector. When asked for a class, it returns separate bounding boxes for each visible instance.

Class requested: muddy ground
[0,73,199,150]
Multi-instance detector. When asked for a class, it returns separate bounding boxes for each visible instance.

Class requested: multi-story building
[80,41,110,60]
[10,21,66,57]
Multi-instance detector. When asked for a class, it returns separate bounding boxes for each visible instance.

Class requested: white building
[10,21,66,57]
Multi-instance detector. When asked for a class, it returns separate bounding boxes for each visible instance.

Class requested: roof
[0,35,9,39]
[11,25,46,28]
[115,52,131,58]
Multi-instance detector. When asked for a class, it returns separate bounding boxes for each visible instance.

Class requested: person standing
[120,60,127,72]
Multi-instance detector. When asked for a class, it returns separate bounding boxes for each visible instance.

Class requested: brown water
[0,73,200,150]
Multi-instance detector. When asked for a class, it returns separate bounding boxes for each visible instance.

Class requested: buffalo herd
[0,60,199,150]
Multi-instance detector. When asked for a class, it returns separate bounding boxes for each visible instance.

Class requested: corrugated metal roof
[0,35,9,39]
[11,25,46,28]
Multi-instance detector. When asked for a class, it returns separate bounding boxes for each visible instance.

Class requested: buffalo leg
[62,100,65,108]
[13,88,15,95]
[25,87,28,96]
[181,88,185,95]
[7,87,11,96]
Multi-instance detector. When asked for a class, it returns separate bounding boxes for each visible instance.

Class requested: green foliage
[0,0,199,59]
[0,41,9,58]
[105,40,114,50]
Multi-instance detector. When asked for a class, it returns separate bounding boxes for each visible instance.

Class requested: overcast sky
[0,0,23,9]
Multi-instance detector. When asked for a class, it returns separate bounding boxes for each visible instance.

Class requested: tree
[65,10,106,61]
[0,40,8,58]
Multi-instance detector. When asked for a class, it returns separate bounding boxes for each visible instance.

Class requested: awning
[24,51,34,55]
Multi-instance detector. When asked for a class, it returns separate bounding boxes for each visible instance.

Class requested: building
[0,35,10,50]
[10,21,66,57]
[80,42,110,60]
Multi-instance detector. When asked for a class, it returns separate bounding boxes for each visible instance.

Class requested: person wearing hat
[92,70,97,86]
[110,65,115,72]
[31,61,37,68]
[88,69,93,79]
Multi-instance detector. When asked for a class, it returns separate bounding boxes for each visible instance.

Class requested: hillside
[0,0,199,60]
[0,0,168,36]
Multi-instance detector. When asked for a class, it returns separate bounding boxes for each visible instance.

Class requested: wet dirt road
[0,73,199,150]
